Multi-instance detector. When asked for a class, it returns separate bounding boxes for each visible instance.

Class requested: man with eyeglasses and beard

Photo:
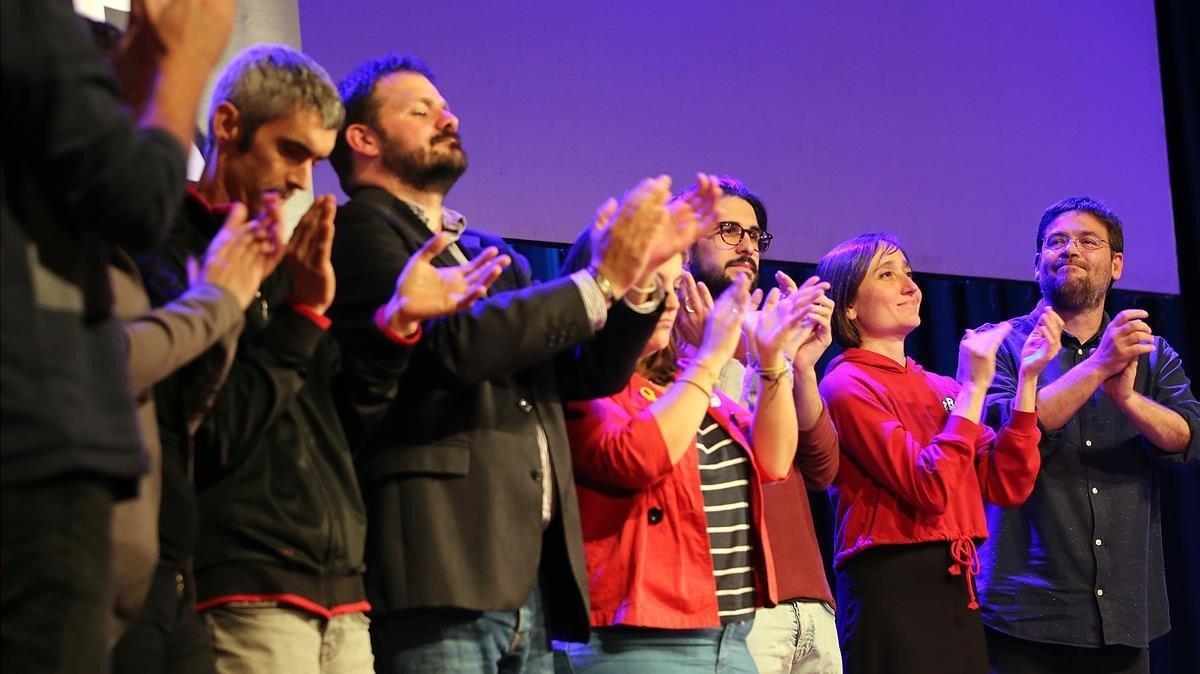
[676,177,843,674]
[976,197,1199,674]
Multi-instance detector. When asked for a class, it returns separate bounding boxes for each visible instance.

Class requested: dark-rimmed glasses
[714,221,773,253]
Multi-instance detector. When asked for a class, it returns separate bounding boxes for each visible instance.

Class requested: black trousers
[111,561,215,674]
[1,474,115,674]
[984,627,1149,674]
[836,542,988,674]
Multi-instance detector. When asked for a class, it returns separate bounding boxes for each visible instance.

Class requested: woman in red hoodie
[556,246,832,673]
[815,232,1063,674]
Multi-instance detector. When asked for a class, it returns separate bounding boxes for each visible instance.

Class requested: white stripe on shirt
[704,501,749,513]
[700,479,750,492]
[713,566,753,577]
[707,523,751,534]
[700,457,748,471]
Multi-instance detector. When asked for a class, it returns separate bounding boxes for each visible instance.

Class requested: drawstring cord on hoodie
[948,537,980,610]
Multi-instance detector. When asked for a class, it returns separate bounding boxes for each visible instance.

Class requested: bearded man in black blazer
[328,53,719,674]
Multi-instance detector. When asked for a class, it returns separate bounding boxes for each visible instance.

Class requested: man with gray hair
[124,44,508,673]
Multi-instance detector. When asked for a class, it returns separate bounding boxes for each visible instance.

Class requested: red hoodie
[818,348,1040,572]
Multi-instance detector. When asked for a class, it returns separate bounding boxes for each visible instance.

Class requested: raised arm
[2,0,234,250]
[776,271,840,487]
[124,203,281,394]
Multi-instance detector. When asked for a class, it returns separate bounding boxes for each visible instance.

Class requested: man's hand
[761,271,836,371]
[198,200,285,308]
[1101,357,1138,407]
[145,0,237,72]
[120,0,236,151]
[1089,309,1155,378]
[381,233,511,337]
[283,194,337,315]
[589,176,672,296]
[658,172,721,267]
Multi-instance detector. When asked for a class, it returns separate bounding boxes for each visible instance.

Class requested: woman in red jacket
[556,249,832,673]
[814,232,1063,674]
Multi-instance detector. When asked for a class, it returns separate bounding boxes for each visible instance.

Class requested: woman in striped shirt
[556,249,832,673]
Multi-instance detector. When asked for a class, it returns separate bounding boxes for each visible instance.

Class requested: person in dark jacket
[131,44,507,674]
[1,0,234,671]
[327,52,712,673]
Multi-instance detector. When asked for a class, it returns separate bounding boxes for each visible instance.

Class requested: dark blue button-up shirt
[976,311,1200,648]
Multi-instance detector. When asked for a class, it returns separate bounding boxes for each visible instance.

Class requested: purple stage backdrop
[300,0,1179,294]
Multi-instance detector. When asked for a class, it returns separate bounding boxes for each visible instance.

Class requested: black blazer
[330,187,659,640]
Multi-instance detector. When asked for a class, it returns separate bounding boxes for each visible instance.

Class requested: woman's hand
[1020,306,1064,377]
[676,269,715,348]
[696,274,751,371]
[198,198,285,309]
[956,323,1013,390]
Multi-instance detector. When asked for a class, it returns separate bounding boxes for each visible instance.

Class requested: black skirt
[836,542,988,674]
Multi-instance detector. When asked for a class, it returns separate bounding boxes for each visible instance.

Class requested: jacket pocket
[368,440,470,482]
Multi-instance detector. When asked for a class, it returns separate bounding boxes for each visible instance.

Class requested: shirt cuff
[288,302,331,331]
[623,286,666,314]
[569,269,609,331]
[374,305,423,346]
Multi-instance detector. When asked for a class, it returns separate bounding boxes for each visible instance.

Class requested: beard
[380,130,468,194]
[691,255,759,296]
[1039,262,1108,313]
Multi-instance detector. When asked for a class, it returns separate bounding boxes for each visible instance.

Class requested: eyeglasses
[714,222,773,253]
[1042,234,1109,252]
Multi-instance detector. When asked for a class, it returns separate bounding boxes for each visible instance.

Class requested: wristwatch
[588,265,619,305]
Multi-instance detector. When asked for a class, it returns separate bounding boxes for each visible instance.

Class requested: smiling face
[846,245,922,342]
[1035,210,1123,312]
[642,254,685,358]
[369,71,468,194]
[217,104,338,214]
[688,196,762,294]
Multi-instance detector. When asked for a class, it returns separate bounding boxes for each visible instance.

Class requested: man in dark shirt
[978,197,1200,674]
[0,0,234,671]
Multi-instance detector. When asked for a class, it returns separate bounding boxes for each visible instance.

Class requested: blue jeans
[554,620,756,673]
[372,583,552,674]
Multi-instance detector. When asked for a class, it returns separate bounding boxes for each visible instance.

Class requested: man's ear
[210,101,242,150]
[1110,251,1124,282]
[343,123,381,158]
[1033,251,1042,283]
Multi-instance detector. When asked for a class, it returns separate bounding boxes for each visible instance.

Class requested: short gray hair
[207,44,344,154]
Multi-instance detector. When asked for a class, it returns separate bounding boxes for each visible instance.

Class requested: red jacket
[818,349,1040,569]
[566,373,779,629]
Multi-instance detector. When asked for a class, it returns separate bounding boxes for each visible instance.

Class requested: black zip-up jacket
[140,192,412,610]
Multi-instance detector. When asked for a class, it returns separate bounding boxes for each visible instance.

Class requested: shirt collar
[1059,311,1112,349]
[397,198,469,242]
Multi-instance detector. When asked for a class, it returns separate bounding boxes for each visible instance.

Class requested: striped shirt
[697,414,757,623]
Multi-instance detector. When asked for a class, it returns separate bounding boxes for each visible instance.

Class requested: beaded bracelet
[756,362,790,382]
